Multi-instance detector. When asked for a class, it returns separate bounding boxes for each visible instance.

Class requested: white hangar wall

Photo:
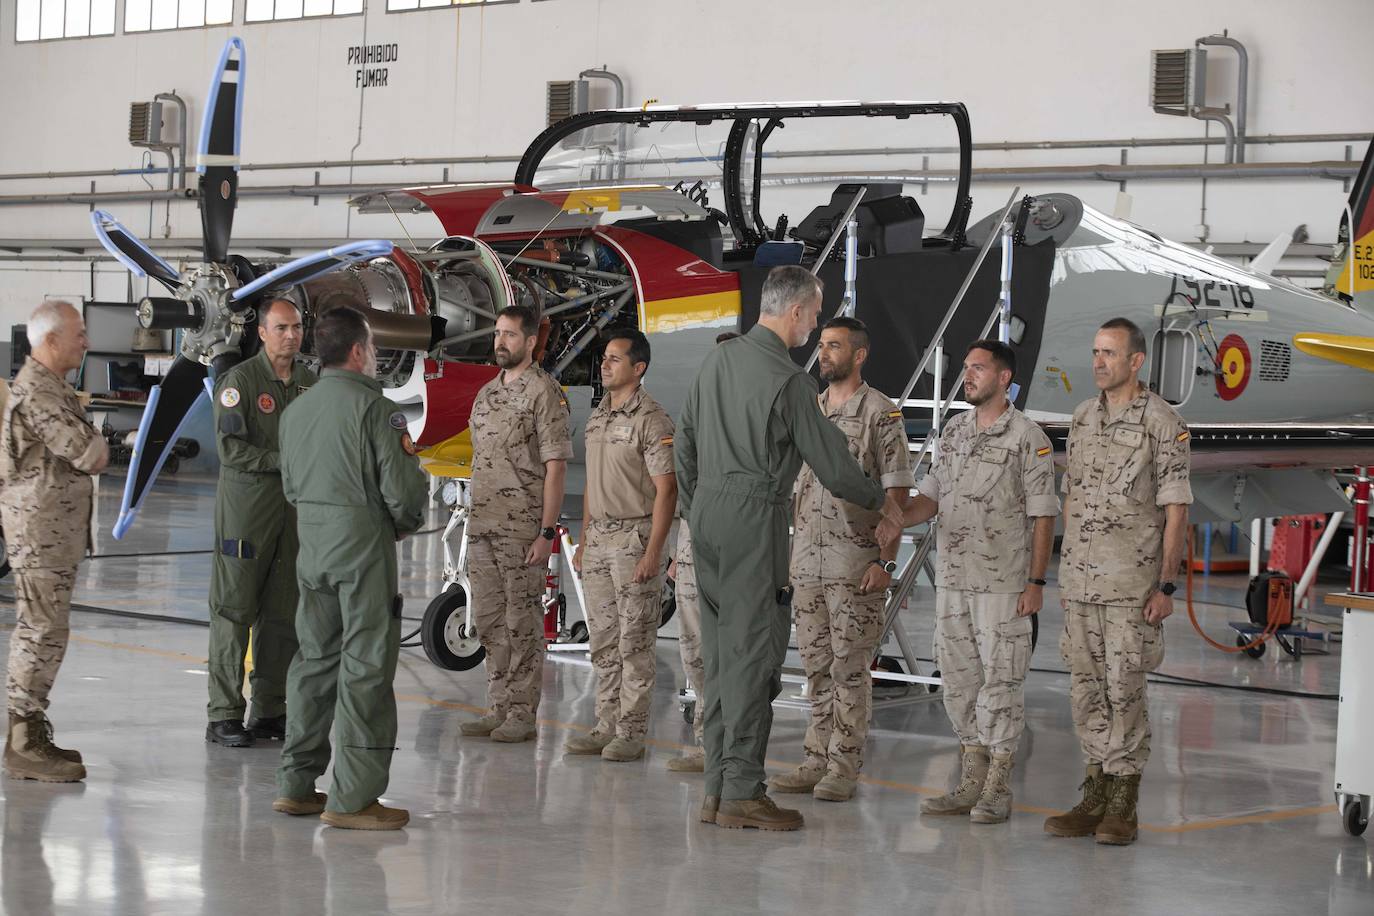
[0,0,1368,327]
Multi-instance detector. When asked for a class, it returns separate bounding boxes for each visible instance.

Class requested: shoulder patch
[219,387,241,409]
[886,410,904,419]
[1176,430,1190,442]
[1036,445,1052,457]
[660,435,674,447]
[389,411,408,430]
[257,393,276,415]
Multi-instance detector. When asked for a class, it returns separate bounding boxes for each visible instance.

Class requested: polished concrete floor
[0,475,1370,915]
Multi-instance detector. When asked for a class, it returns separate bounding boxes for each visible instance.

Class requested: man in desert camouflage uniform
[902,339,1058,824]
[460,305,572,744]
[666,331,738,774]
[2,300,109,783]
[770,317,913,803]
[1044,318,1190,847]
[567,328,676,763]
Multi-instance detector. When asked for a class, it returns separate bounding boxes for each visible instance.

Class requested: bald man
[206,299,317,747]
[2,300,109,782]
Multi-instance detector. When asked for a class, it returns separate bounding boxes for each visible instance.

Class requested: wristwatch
[874,559,898,574]
[1028,577,1047,586]
[1159,581,1177,596]
[541,526,557,541]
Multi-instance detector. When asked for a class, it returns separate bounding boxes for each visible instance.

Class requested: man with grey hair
[2,300,108,782]
[675,265,904,831]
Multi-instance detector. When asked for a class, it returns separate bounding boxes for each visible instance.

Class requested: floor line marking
[37,631,1339,834]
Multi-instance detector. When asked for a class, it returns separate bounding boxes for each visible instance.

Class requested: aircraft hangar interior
[1,1,1372,913]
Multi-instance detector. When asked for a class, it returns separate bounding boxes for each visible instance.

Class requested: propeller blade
[197,37,245,264]
[91,210,181,291]
[229,240,395,303]
[112,356,211,540]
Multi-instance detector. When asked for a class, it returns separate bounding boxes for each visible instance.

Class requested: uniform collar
[819,382,869,418]
[23,357,72,391]
[601,384,646,417]
[321,367,381,393]
[498,364,539,389]
[253,347,304,384]
[747,323,789,355]
[974,401,1015,437]
[1094,384,1150,428]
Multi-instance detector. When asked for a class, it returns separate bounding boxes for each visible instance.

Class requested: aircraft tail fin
[1329,138,1374,310]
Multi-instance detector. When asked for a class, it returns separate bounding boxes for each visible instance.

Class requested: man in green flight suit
[272,307,427,831]
[206,298,317,747]
[675,266,904,831]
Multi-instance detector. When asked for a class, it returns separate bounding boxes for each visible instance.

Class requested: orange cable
[1185,526,1277,653]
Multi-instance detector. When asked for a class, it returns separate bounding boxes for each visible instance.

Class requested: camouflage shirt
[0,358,105,569]
[468,364,573,539]
[1058,387,1192,606]
[917,404,1059,593]
[791,384,915,578]
[584,384,675,521]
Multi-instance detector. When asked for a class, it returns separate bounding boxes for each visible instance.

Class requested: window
[16,0,116,42]
[386,0,517,10]
[246,0,364,20]
[125,0,233,32]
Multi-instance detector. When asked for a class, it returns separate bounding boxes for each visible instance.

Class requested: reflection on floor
[0,476,1369,915]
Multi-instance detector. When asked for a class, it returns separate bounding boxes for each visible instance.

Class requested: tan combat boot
[321,801,409,831]
[273,792,328,816]
[768,761,826,794]
[667,747,705,772]
[30,713,81,763]
[1044,763,1113,837]
[813,772,857,802]
[714,794,804,831]
[969,752,1014,824]
[3,712,86,783]
[564,731,614,755]
[601,737,644,762]
[490,718,537,743]
[1095,773,1141,845]
[459,713,505,737]
[920,745,990,815]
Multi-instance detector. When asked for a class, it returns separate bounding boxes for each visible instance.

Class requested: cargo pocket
[996,616,1033,680]
[210,539,260,625]
[1141,621,1165,672]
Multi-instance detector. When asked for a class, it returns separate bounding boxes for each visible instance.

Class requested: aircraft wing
[1041,422,1374,523]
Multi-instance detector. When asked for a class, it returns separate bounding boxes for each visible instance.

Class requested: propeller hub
[177,264,247,368]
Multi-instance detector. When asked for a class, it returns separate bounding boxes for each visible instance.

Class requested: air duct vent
[546,80,589,127]
[1259,340,1292,382]
[129,101,164,147]
[1150,48,1206,114]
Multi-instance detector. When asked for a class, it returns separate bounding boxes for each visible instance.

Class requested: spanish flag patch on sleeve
[887,410,903,419]
[1177,430,1190,442]
[1036,446,1051,457]
[660,435,674,447]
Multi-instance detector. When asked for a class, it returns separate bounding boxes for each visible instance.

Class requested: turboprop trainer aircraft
[92,37,1374,539]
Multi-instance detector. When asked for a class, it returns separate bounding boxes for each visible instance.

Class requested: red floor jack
[542,524,589,644]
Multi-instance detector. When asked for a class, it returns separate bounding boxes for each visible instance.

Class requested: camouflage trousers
[933,589,1032,755]
[1060,600,1165,776]
[582,518,665,740]
[6,566,77,717]
[468,535,547,726]
[673,523,704,746]
[792,576,884,780]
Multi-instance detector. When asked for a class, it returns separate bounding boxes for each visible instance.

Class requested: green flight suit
[275,368,427,814]
[675,324,885,802]
[207,348,317,723]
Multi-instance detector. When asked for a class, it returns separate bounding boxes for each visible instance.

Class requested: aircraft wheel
[682,700,695,725]
[1237,634,1266,659]
[421,586,485,671]
[1342,796,1368,837]
[568,620,589,644]
[929,668,941,694]
[659,577,677,628]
